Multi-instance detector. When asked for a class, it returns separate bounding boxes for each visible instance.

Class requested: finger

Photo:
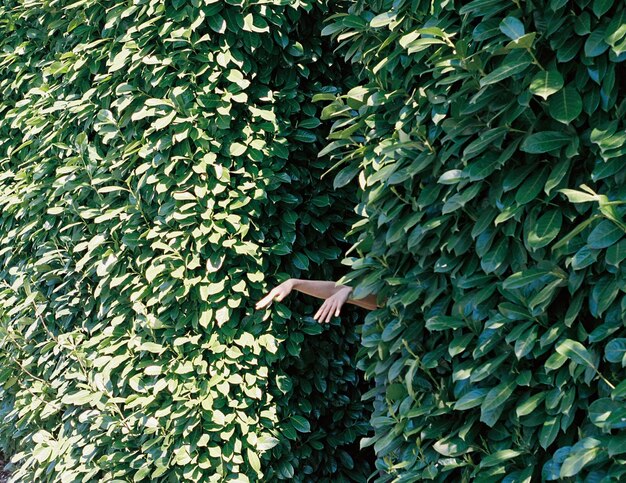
[256,289,279,309]
[314,304,325,322]
[315,301,330,322]
[325,302,337,323]
[255,295,272,309]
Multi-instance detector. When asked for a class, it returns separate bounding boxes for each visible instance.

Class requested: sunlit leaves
[529,69,564,100]
[0,0,371,481]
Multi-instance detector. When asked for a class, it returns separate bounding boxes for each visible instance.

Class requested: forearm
[348,293,380,311]
[291,279,346,300]
[291,279,381,311]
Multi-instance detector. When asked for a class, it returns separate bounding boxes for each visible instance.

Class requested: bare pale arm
[255,278,383,323]
[291,279,380,311]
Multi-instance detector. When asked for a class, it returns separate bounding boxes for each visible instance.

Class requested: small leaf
[527,210,562,249]
[605,339,626,363]
[257,436,279,451]
[480,449,523,468]
[370,12,397,28]
[548,87,583,124]
[500,16,525,40]
[539,416,560,449]
[529,69,564,100]
[290,415,311,433]
[585,28,610,57]
[230,142,247,156]
[587,220,624,249]
[481,380,517,413]
[555,339,596,369]
[558,189,598,203]
[480,51,532,86]
[520,132,571,153]
[560,439,602,478]
[454,388,489,410]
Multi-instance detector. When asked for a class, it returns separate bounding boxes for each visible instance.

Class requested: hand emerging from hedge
[255,279,295,310]
[312,285,353,323]
[255,278,379,323]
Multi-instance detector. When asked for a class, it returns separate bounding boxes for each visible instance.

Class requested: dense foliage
[322,0,626,480]
[2,0,625,481]
[0,0,373,481]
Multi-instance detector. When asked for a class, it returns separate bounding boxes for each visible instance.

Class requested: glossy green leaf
[548,87,583,124]
[529,69,564,100]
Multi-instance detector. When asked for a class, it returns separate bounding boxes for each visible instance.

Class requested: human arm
[255,278,382,322]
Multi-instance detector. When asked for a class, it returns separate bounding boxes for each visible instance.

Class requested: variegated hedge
[0,0,372,481]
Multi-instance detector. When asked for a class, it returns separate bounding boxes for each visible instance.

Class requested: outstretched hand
[313,286,352,323]
[255,278,356,323]
[255,279,295,310]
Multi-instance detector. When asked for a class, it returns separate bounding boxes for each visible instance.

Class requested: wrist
[289,278,300,289]
[341,285,354,299]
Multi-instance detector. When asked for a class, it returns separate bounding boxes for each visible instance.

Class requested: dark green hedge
[322,0,626,480]
[0,0,372,481]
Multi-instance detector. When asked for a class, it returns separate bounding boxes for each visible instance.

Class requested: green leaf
[515,167,548,205]
[247,448,261,474]
[502,268,554,290]
[481,380,517,413]
[520,132,571,153]
[527,210,562,249]
[370,12,397,28]
[109,48,131,73]
[539,416,560,449]
[589,398,626,430]
[425,316,465,331]
[593,0,613,17]
[606,239,626,266]
[516,392,545,417]
[529,69,564,100]
[544,159,570,195]
[229,142,247,156]
[585,28,610,57]
[334,164,360,189]
[480,449,523,468]
[290,415,311,433]
[605,339,626,364]
[548,87,583,124]
[134,466,151,482]
[438,169,466,185]
[462,127,507,161]
[453,388,489,410]
[587,220,624,249]
[432,437,470,457]
[138,342,166,354]
[560,439,602,478]
[545,352,568,371]
[292,252,310,270]
[61,390,93,405]
[480,51,532,87]
[608,435,626,457]
[500,17,525,40]
[243,13,269,33]
[151,110,176,131]
[555,339,596,369]
[514,325,538,359]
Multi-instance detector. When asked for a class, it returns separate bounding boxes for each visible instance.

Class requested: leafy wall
[322,0,626,480]
[0,0,372,481]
